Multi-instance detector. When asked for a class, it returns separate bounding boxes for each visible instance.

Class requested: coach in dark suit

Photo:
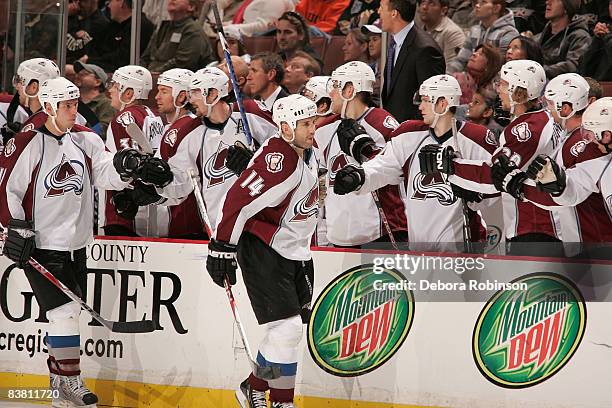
[380,0,445,122]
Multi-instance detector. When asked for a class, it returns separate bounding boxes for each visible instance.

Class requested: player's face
[419,96,446,125]
[328,80,354,114]
[496,79,511,110]
[188,88,207,117]
[155,84,176,115]
[55,99,79,130]
[293,116,317,149]
[108,81,131,110]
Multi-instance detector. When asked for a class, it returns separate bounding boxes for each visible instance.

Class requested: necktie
[386,37,396,88]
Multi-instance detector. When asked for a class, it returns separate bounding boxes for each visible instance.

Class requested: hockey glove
[131,181,166,206]
[526,155,566,196]
[113,149,174,188]
[337,119,376,163]
[491,155,528,200]
[111,190,139,220]
[333,164,365,195]
[419,144,455,175]
[1,121,22,145]
[226,142,254,176]
[206,239,237,288]
[113,149,146,181]
[451,183,483,203]
[2,218,36,268]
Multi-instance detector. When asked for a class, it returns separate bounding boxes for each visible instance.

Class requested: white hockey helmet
[111,65,153,101]
[582,97,612,143]
[273,94,318,134]
[328,61,375,97]
[500,59,546,101]
[303,75,332,115]
[543,73,590,125]
[39,77,80,116]
[158,68,194,108]
[13,58,60,97]
[189,67,230,105]
[415,74,462,107]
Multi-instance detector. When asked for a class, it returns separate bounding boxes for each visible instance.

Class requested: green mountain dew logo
[307,264,414,377]
[473,273,586,388]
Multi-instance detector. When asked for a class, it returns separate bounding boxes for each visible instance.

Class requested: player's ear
[280,122,292,138]
[177,90,187,105]
[28,81,39,97]
[122,88,134,102]
[342,83,355,100]
[482,106,493,119]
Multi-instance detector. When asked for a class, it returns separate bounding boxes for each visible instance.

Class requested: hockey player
[333,74,498,252]
[100,65,165,236]
[493,97,612,259]
[315,60,406,248]
[1,58,60,153]
[301,75,333,122]
[207,94,318,408]
[156,67,277,232]
[418,60,565,256]
[0,77,159,407]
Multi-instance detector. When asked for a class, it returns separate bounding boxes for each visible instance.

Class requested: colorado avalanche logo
[485,130,498,146]
[328,153,349,187]
[21,123,35,133]
[290,185,319,222]
[606,194,612,218]
[203,141,235,187]
[265,152,284,173]
[383,115,400,130]
[570,140,588,157]
[116,111,135,128]
[255,100,270,112]
[412,172,455,205]
[511,122,531,142]
[164,129,178,147]
[3,138,16,157]
[44,154,84,197]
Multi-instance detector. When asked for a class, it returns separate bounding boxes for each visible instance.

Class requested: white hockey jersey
[99,105,165,236]
[214,135,319,261]
[158,100,277,231]
[0,124,129,251]
[314,108,406,246]
[358,120,497,251]
[1,94,33,155]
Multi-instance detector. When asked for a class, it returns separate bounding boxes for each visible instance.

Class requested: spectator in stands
[85,0,155,72]
[342,28,370,62]
[296,0,352,34]
[208,26,251,68]
[380,0,445,121]
[336,0,380,35]
[585,76,603,104]
[141,0,213,72]
[276,11,324,71]
[283,51,321,94]
[416,0,465,65]
[73,61,116,138]
[247,52,289,110]
[534,0,591,78]
[452,43,504,105]
[505,35,544,63]
[66,0,109,63]
[507,0,545,34]
[222,0,300,37]
[362,23,383,107]
[447,0,518,73]
[466,85,503,136]
[447,0,477,31]
[218,56,252,98]
[579,1,612,81]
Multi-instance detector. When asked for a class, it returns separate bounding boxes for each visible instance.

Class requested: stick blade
[111,319,156,333]
[126,122,154,155]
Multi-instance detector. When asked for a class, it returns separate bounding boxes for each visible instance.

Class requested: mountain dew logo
[473,273,586,388]
[307,264,414,377]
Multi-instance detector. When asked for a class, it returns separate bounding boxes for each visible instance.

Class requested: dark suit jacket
[382,25,445,122]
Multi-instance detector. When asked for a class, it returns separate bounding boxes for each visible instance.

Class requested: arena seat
[243,36,277,55]
[601,82,612,97]
[322,36,346,75]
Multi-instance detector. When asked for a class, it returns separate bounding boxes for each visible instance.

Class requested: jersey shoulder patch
[393,120,429,137]
[22,111,48,130]
[460,121,498,153]
[254,137,298,177]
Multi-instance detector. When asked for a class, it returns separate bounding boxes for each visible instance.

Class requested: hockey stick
[371,191,399,251]
[451,119,473,253]
[187,169,282,380]
[126,122,154,155]
[0,227,156,333]
[212,0,254,147]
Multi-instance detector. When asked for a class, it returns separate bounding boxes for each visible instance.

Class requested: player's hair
[356,91,374,107]
[277,11,310,46]
[585,77,603,100]
[388,0,417,23]
[251,52,285,85]
[292,51,321,77]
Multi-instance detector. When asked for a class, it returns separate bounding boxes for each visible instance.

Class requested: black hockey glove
[419,144,455,175]
[130,181,165,206]
[451,183,483,203]
[491,155,528,200]
[226,142,254,176]
[526,155,566,196]
[337,119,376,163]
[1,121,22,145]
[206,239,237,288]
[2,218,36,268]
[333,164,365,195]
[111,190,139,220]
[113,149,174,188]
[113,148,146,181]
